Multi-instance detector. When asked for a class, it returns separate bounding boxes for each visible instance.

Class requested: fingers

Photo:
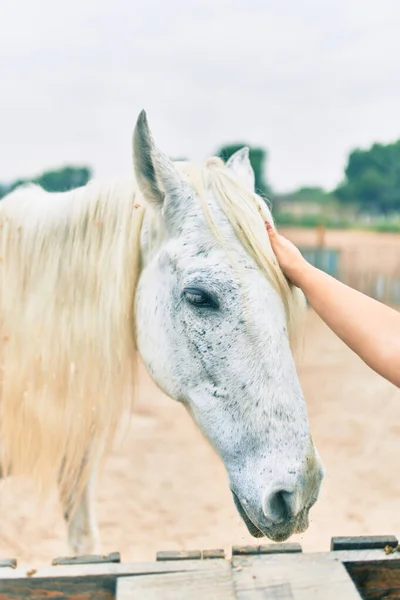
[265,221,278,249]
[265,220,274,234]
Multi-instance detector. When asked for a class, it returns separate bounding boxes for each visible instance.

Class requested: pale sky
[2,0,400,192]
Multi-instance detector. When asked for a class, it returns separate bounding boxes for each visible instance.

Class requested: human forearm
[266,223,400,387]
[299,263,400,387]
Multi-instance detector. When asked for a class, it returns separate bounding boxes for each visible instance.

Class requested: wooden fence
[1,535,400,598]
[300,246,400,305]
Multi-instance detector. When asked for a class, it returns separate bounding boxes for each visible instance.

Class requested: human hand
[266,222,311,288]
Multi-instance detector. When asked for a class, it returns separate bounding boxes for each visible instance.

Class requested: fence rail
[299,246,400,305]
[1,535,400,598]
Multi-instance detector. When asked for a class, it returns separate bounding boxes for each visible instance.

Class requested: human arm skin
[266,222,400,388]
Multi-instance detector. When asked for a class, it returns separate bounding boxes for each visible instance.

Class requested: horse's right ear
[133,110,185,211]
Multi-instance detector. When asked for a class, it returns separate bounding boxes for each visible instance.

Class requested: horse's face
[133,111,324,542]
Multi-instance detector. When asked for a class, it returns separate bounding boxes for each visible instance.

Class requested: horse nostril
[263,489,298,524]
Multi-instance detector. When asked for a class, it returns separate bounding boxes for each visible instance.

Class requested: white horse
[0,111,324,555]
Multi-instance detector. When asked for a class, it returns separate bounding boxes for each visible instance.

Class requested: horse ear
[226,147,255,192]
[133,110,186,210]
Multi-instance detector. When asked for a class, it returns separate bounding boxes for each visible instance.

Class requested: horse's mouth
[231,491,310,542]
[232,491,264,538]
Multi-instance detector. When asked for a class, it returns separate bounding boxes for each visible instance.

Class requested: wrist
[293,260,315,290]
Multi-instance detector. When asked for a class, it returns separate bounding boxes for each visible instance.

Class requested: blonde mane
[0,178,144,502]
[0,158,304,506]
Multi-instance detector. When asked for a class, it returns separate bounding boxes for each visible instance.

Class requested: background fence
[299,246,400,305]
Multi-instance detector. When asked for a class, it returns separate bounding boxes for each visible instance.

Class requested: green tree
[336,141,400,214]
[216,144,270,196]
[8,165,92,195]
[0,184,9,200]
[36,166,92,192]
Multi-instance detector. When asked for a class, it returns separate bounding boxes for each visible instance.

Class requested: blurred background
[1,0,400,566]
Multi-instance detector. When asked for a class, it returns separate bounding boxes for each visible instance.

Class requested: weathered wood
[0,559,16,569]
[52,552,121,566]
[345,558,400,600]
[156,550,202,561]
[0,575,116,600]
[116,562,235,600]
[0,560,227,599]
[1,549,398,582]
[358,592,400,600]
[0,548,399,599]
[202,549,225,559]
[0,558,225,580]
[331,536,398,551]
[329,549,400,564]
[232,543,302,556]
[232,553,362,599]
[258,543,302,555]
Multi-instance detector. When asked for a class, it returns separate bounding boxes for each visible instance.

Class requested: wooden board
[332,536,399,551]
[232,544,302,556]
[117,562,235,600]
[0,560,16,570]
[0,558,226,580]
[202,549,225,559]
[345,558,400,600]
[0,560,228,600]
[0,543,400,599]
[52,552,121,566]
[0,574,116,600]
[231,553,362,600]
[156,550,202,561]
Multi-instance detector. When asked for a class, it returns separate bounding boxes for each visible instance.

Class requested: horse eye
[183,288,217,309]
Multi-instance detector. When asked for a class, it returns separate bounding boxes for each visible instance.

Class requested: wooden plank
[0,546,399,600]
[331,536,398,551]
[258,543,302,555]
[52,551,121,566]
[116,562,235,600]
[232,544,302,556]
[0,549,398,582]
[329,549,400,564]
[0,560,227,600]
[0,558,226,580]
[232,553,362,599]
[156,550,202,561]
[359,591,400,600]
[232,545,262,556]
[202,549,225,559]
[0,574,116,600]
[0,559,16,569]
[345,558,400,600]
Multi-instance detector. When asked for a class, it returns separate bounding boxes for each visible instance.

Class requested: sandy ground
[0,306,399,569]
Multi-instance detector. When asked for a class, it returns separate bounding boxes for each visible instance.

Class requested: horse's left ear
[226,147,255,192]
[133,110,189,212]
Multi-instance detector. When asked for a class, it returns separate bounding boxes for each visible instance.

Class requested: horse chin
[235,503,265,539]
[232,491,310,542]
[232,491,264,538]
